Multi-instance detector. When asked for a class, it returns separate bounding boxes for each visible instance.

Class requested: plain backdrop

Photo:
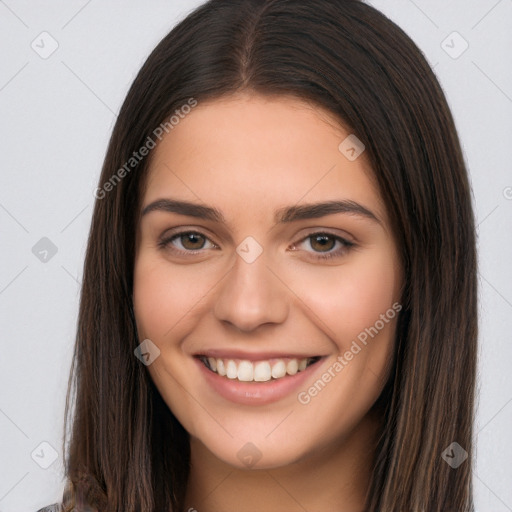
[0,1,511,511]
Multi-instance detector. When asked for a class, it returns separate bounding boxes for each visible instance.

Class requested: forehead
[142,93,386,226]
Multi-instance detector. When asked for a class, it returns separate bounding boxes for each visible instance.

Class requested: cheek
[281,247,401,350]
[341,253,399,339]
[133,254,215,340]
[291,250,400,433]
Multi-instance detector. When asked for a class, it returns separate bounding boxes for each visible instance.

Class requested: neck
[184,409,382,512]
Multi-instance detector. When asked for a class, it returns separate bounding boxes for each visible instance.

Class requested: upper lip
[194,349,323,361]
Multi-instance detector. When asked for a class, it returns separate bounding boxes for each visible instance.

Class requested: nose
[212,248,289,332]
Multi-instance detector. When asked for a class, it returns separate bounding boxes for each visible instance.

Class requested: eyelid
[290,230,355,259]
[158,228,219,253]
[158,227,356,259]
[292,227,355,246]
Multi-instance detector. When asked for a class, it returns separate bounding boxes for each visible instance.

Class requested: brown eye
[158,231,217,253]
[309,234,336,252]
[291,232,355,261]
[180,232,207,250]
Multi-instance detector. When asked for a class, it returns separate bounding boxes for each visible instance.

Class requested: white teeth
[237,360,254,382]
[254,361,272,382]
[217,359,226,376]
[286,359,298,375]
[202,356,317,382]
[226,360,237,379]
[271,360,286,379]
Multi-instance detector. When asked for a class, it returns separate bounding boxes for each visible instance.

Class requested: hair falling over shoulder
[60,465,108,512]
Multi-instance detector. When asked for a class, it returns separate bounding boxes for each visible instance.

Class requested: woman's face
[133,93,403,469]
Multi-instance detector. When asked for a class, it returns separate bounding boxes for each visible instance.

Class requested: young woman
[38,0,478,510]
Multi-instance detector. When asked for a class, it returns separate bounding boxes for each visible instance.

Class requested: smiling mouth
[196,355,322,382]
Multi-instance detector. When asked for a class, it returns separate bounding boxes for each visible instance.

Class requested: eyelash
[295,233,355,260]
[157,230,355,261]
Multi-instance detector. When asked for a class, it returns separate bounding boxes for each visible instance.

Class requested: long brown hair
[60,0,478,510]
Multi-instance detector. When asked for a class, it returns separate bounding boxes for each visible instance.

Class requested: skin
[133,93,403,512]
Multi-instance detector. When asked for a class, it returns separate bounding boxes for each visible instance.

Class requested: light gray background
[0,1,511,511]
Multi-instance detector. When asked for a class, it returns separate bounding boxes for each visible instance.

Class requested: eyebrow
[141,198,381,225]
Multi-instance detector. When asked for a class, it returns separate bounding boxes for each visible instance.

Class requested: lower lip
[194,357,325,405]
